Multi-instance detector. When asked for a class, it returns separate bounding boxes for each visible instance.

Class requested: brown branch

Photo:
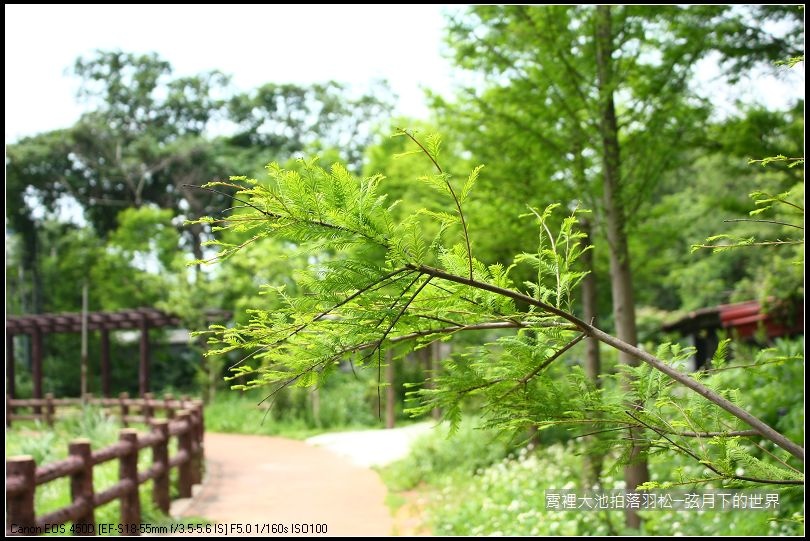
[410,263,589,327]
[390,320,576,344]
[363,275,433,365]
[408,263,804,461]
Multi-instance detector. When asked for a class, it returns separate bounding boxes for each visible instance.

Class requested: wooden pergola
[6,308,226,399]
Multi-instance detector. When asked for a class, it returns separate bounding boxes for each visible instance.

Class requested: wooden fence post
[163,393,174,420]
[194,401,205,484]
[195,400,205,455]
[142,393,154,423]
[176,411,193,498]
[69,439,95,533]
[45,393,55,426]
[188,406,202,485]
[6,456,36,534]
[119,392,129,428]
[6,395,12,428]
[151,420,170,515]
[119,429,141,534]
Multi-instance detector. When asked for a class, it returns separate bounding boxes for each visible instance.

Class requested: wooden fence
[5,395,204,536]
[6,392,195,428]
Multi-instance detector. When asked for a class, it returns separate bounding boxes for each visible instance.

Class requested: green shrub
[383,427,804,536]
[380,420,518,491]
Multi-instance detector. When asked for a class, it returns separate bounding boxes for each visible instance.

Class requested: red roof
[663,299,803,340]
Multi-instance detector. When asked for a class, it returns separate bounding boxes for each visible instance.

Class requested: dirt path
[177,433,394,536]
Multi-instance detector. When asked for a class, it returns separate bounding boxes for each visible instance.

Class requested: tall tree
[6,50,393,312]
[593,5,648,520]
[436,4,803,527]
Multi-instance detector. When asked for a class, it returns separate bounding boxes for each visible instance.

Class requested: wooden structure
[5,395,203,536]
[662,299,804,369]
[7,392,190,428]
[6,308,227,399]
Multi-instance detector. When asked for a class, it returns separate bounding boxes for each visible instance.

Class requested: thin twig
[186,184,388,247]
[398,129,474,280]
[363,276,434,365]
[184,184,272,216]
[542,418,761,439]
[692,240,804,249]
[228,268,413,370]
[625,411,803,486]
[723,218,803,230]
[498,333,586,400]
[702,357,800,374]
[748,438,805,475]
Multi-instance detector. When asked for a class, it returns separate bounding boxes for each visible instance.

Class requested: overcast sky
[4,4,457,142]
[4,5,803,144]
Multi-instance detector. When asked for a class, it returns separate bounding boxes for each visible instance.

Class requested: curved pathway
[176,427,428,536]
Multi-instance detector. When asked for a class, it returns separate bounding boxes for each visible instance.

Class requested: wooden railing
[5,395,204,536]
[6,392,194,428]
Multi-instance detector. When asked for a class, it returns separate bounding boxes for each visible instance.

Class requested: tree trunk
[385,351,395,429]
[579,216,603,488]
[430,343,442,420]
[189,223,204,278]
[595,5,649,529]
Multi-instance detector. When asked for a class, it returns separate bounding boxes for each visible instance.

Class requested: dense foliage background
[5,5,803,535]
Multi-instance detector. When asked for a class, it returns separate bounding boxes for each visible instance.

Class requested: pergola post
[31,327,43,413]
[139,317,150,397]
[6,332,15,399]
[100,328,111,397]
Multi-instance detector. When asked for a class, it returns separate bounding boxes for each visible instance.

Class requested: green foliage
[424,443,616,536]
[379,420,518,492]
[199,132,802,495]
[205,375,384,437]
[390,433,803,535]
[692,190,804,254]
[6,49,394,399]
[749,155,805,168]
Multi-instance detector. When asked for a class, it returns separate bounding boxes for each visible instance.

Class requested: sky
[4,5,804,144]
[4,4,457,142]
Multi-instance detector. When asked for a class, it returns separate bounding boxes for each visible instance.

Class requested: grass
[377,420,518,491]
[204,393,331,439]
[204,382,409,439]
[384,492,408,514]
